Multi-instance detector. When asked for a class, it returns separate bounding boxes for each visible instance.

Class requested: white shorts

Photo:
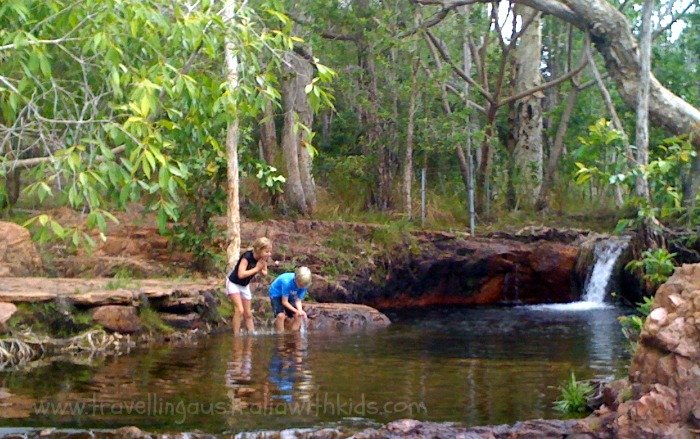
[226,278,252,300]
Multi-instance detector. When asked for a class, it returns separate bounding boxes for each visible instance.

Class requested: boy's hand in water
[298,310,307,319]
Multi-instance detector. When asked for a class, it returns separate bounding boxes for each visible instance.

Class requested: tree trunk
[557,0,700,148]
[295,54,317,212]
[403,61,418,219]
[634,0,653,202]
[451,0,700,150]
[281,54,308,214]
[511,6,544,205]
[259,99,278,166]
[222,0,241,269]
[536,84,579,210]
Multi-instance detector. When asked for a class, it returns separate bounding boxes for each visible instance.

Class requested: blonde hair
[294,266,312,288]
[251,237,272,255]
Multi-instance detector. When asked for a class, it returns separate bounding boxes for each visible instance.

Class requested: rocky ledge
[0,277,390,370]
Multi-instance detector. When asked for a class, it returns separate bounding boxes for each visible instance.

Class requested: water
[529,238,628,312]
[0,307,629,434]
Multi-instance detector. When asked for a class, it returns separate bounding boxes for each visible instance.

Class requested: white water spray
[527,237,628,311]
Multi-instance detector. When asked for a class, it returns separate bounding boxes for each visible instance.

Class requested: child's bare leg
[242,298,255,333]
[290,314,301,331]
[230,293,244,335]
[274,313,286,333]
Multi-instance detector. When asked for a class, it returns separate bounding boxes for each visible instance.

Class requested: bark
[360,46,391,211]
[558,0,700,148]
[634,0,652,202]
[259,99,278,166]
[511,6,544,203]
[222,0,241,269]
[295,54,317,212]
[280,53,308,214]
[443,0,700,149]
[424,34,472,200]
[535,84,579,210]
[403,61,418,219]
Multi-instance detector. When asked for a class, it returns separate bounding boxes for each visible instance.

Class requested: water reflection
[0,307,629,432]
[267,333,309,403]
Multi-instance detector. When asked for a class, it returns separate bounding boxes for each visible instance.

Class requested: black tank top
[228,250,258,286]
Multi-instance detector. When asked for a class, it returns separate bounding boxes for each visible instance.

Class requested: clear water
[0,307,629,434]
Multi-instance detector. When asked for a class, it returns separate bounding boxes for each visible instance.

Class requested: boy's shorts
[226,278,252,300]
[270,296,296,318]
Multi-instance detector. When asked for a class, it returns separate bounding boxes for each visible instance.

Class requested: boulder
[305,303,390,331]
[586,263,700,437]
[0,302,18,333]
[91,305,142,334]
[159,312,201,330]
[0,222,42,276]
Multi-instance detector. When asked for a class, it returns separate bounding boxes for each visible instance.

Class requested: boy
[269,266,312,332]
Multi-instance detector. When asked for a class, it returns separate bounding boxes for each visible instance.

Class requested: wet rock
[91,305,142,334]
[305,303,390,331]
[320,237,581,307]
[0,302,17,333]
[159,312,201,330]
[353,419,582,438]
[0,222,42,277]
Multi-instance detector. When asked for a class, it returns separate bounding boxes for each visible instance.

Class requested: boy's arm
[281,296,299,314]
[295,299,306,318]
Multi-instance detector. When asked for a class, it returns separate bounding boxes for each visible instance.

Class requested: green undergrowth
[6,302,100,338]
[138,307,174,334]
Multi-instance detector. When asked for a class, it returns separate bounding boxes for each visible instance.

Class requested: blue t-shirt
[269,272,306,301]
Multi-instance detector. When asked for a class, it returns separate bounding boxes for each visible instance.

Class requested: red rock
[0,222,42,276]
[91,305,142,334]
[0,302,17,333]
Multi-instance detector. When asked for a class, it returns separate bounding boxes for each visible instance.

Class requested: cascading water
[527,236,629,311]
[581,238,629,304]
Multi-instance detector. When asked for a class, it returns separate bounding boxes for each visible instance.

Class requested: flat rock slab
[0,277,220,307]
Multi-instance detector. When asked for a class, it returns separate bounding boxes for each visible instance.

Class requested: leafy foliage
[553,371,594,415]
[625,248,677,286]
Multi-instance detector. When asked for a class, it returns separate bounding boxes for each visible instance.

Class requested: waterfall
[524,237,628,311]
[582,238,629,304]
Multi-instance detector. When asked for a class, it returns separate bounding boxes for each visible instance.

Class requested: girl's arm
[237,258,262,279]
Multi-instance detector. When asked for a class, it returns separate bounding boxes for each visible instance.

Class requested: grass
[138,307,173,334]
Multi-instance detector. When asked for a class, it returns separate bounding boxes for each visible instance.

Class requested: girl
[226,237,272,335]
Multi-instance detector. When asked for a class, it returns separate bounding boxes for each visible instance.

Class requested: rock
[584,263,700,437]
[159,312,201,330]
[316,237,581,307]
[70,290,138,307]
[305,303,390,331]
[0,302,17,333]
[151,293,204,313]
[0,222,42,277]
[91,305,142,334]
[353,419,582,438]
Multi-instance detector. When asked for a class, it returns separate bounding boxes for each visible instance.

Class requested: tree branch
[498,40,589,108]
[425,30,493,102]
